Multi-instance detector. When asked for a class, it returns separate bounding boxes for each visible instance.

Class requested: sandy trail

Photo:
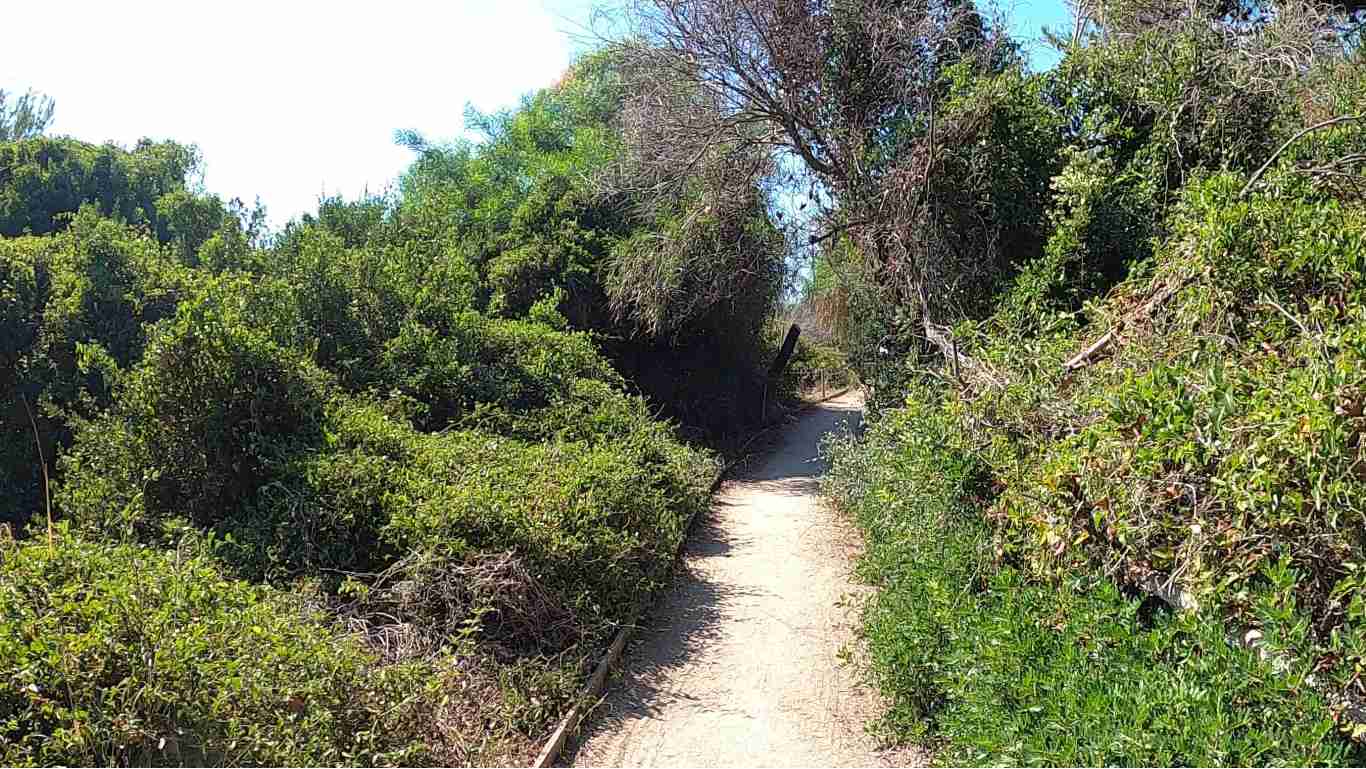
[565,391,916,768]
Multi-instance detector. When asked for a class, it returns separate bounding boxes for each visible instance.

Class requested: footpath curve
[564,391,918,768]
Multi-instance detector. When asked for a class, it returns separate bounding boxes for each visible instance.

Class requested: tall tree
[0,88,55,141]
[609,0,1033,358]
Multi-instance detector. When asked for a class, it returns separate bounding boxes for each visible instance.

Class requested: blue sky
[2,0,1070,226]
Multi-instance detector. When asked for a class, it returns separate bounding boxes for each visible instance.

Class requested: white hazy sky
[3,0,1066,227]
[2,0,601,226]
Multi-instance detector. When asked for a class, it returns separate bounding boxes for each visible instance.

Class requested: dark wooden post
[762,324,801,420]
[769,324,801,378]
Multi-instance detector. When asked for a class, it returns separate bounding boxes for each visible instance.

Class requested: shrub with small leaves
[0,532,439,767]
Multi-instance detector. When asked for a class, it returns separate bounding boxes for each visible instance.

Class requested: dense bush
[0,46,767,765]
[375,315,622,434]
[987,175,1366,597]
[826,386,1358,765]
[386,52,785,442]
[0,533,440,767]
[0,211,200,529]
[811,0,1366,760]
[56,280,710,583]
[0,138,203,240]
[32,262,713,763]
[56,285,332,542]
[829,152,1366,765]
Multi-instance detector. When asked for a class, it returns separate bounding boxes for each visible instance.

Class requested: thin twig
[807,218,873,246]
[1261,296,1331,361]
[1240,114,1366,199]
[1062,275,1195,374]
[19,394,53,553]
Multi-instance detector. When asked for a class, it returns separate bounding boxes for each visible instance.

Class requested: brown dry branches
[340,551,580,664]
[1240,114,1366,198]
[606,0,1014,341]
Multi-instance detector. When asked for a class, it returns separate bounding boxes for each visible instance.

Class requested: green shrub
[831,162,1366,761]
[388,56,784,442]
[932,571,1349,767]
[826,387,1359,765]
[277,228,410,382]
[0,137,201,239]
[58,285,711,638]
[200,397,709,624]
[56,368,709,756]
[992,147,1157,336]
[822,382,992,735]
[0,212,199,530]
[1,48,777,765]
[376,314,620,434]
[58,284,333,541]
[486,226,600,321]
[0,236,49,529]
[364,427,701,652]
[975,175,1366,667]
[0,533,438,767]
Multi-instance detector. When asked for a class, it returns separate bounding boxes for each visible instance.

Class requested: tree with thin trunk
[0,88,56,141]
[603,0,1019,360]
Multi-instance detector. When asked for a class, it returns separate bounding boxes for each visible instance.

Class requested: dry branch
[1061,275,1195,374]
[1063,329,1116,372]
[923,319,1005,391]
[1240,114,1366,199]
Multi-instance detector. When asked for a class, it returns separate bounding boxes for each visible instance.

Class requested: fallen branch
[923,319,1004,390]
[1061,275,1195,374]
[1063,329,1115,372]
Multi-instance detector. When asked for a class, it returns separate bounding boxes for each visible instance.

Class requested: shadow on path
[563,393,906,768]
[562,512,761,743]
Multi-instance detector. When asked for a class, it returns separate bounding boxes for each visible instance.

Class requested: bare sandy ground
[565,392,921,768]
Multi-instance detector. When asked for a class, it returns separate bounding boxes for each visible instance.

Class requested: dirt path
[565,391,917,768]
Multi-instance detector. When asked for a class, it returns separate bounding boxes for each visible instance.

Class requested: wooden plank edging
[531,626,630,767]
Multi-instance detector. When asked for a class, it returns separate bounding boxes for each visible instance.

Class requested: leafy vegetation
[386,50,785,440]
[588,0,1366,762]
[0,52,784,766]
[0,533,440,766]
[9,0,1366,761]
[827,386,1359,765]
